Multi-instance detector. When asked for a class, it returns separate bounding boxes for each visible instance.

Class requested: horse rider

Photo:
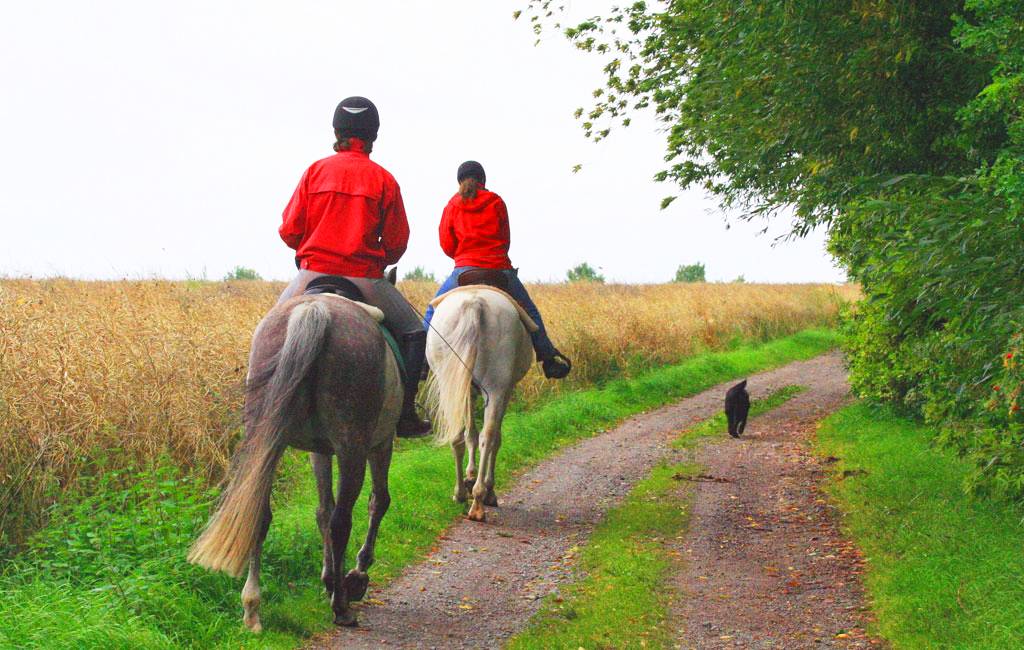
[423,160,572,379]
[276,96,432,438]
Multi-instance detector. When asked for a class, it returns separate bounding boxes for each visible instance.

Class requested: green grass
[816,403,1024,648]
[0,329,838,649]
[509,385,806,649]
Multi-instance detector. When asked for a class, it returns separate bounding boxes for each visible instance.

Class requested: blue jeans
[423,267,558,360]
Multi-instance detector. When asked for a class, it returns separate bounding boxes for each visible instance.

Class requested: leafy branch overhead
[523,0,1024,502]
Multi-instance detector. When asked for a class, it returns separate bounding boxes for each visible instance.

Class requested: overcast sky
[0,1,844,284]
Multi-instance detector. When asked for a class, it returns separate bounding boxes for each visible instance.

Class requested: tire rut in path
[311,353,851,649]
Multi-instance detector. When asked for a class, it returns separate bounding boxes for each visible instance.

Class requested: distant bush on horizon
[402,266,436,283]
[674,263,706,283]
[223,266,262,281]
[566,262,605,283]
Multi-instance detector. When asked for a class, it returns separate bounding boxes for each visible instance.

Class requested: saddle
[303,275,365,302]
[457,268,510,293]
[429,283,539,333]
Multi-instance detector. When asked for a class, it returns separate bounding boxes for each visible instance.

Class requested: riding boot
[396,331,432,438]
[539,349,572,380]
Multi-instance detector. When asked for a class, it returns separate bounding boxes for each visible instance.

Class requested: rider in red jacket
[424,161,571,379]
[277,96,431,437]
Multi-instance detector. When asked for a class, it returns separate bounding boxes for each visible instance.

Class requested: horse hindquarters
[427,290,533,522]
[312,307,402,626]
[189,300,331,579]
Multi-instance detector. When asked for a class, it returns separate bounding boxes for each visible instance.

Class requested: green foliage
[566,261,604,283]
[222,266,262,281]
[946,334,1024,500]
[526,0,1024,500]
[401,266,436,283]
[817,403,1024,646]
[0,330,837,648]
[733,275,746,284]
[673,262,705,283]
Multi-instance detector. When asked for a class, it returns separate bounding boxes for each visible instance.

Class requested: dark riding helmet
[333,96,380,142]
[456,160,486,186]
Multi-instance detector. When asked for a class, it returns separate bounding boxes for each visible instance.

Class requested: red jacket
[439,187,513,270]
[279,140,408,278]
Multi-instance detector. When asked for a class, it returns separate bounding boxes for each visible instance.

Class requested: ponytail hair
[333,132,373,153]
[459,177,480,200]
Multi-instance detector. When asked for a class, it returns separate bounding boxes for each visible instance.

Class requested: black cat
[725,379,750,438]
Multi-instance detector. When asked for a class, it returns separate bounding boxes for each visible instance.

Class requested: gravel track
[310,352,863,649]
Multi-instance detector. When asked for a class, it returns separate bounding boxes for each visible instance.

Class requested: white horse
[425,287,535,521]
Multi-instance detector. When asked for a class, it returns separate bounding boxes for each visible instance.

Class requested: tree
[566,262,604,283]
[522,1,1024,499]
[673,263,705,283]
[402,266,436,282]
[223,266,262,281]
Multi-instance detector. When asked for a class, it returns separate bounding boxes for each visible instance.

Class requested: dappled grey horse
[188,291,402,630]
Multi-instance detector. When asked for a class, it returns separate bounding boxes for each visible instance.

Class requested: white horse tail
[428,296,483,447]
[188,300,331,577]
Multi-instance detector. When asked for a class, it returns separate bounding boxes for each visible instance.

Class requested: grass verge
[508,386,806,649]
[0,329,836,650]
[816,403,1024,648]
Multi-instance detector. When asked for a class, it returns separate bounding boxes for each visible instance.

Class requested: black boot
[396,331,432,438]
[540,351,572,380]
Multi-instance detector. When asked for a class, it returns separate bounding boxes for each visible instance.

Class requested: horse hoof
[343,570,370,602]
[483,490,498,507]
[322,570,335,598]
[463,477,476,490]
[243,615,262,633]
[467,503,486,522]
[333,610,359,627]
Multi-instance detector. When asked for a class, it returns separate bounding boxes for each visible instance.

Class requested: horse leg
[345,442,393,601]
[464,421,479,487]
[452,434,468,503]
[240,497,271,632]
[329,450,367,627]
[468,394,509,521]
[312,452,335,597]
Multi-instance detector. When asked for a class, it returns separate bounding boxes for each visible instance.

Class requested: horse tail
[188,299,331,577]
[427,296,483,447]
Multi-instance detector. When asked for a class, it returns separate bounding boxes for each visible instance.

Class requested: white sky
[0,1,845,284]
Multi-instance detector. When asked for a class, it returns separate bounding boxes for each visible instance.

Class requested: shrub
[566,262,605,283]
[402,266,436,283]
[673,263,705,283]
[222,266,261,281]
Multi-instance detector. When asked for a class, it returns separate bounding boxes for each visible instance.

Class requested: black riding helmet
[456,160,486,186]
[333,96,380,142]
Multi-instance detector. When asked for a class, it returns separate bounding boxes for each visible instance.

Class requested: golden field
[0,278,856,547]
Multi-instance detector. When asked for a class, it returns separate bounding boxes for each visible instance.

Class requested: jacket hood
[449,187,501,213]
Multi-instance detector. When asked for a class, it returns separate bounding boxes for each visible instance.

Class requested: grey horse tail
[188,299,331,577]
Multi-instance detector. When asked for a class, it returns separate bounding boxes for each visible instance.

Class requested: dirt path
[311,352,861,649]
[671,355,877,648]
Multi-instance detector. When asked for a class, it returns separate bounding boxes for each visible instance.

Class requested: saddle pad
[429,285,540,333]
[377,326,407,384]
[315,293,385,323]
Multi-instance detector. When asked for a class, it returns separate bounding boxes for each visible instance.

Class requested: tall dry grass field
[0,278,855,549]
